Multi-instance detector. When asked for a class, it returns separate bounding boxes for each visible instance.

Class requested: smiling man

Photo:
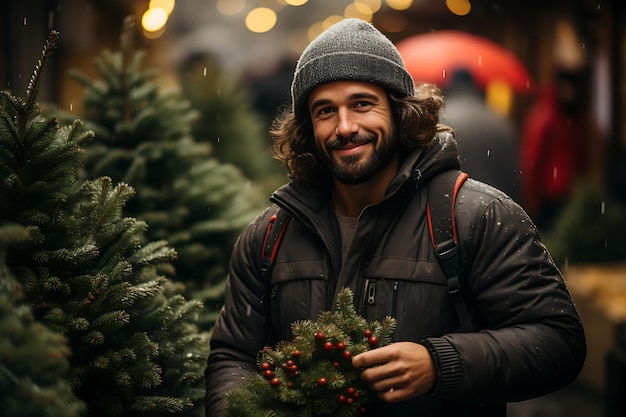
[204,18,586,417]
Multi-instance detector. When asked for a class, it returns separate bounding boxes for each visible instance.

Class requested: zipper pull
[366,280,376,305]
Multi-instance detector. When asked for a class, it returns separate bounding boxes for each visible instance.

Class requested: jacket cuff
[419,337,464,398]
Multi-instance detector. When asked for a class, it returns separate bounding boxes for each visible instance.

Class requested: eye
[354,100,372,109]
[314,106,335,118]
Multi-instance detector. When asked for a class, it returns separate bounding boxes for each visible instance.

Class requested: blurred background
[2,1,625,416]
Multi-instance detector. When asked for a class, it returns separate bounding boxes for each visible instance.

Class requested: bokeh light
[345,3,373,21]
[446,0,471,16]
[149,0,175,15]
[216,0,245,16]
[245,7,278,33]
[385,0,413,11]
[285,0,309,5]
[356,0,382,14]
[142,7,168,32]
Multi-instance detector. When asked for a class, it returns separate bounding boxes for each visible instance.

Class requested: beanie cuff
[292,51,414,116]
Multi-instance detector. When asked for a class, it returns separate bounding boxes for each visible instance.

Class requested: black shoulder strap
[427,170,476,332]
[261,208,292,281]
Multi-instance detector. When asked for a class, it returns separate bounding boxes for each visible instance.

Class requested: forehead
[308,80,388,104]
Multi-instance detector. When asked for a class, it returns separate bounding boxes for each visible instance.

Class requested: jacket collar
[271,130,461,214]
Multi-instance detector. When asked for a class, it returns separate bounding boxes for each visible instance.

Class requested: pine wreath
[225,288,397,417]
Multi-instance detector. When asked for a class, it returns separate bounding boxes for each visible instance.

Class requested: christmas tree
[178,54,285,196]
[0,224,86,417]
[225,288,397,417]
[59,16,269,329]
[1,30,209,416]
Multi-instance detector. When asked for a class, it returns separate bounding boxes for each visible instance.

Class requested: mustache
[325,132,376,150]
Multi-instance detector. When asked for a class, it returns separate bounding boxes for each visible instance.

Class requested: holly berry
[342,350,352,359]
[335,341,346,351]
[263,369,274,379]
[315,331,326,341]
[260,362,271,370]
[318,377,327,387]
[323,341,334,351]
[368,336,379,347]
[270,377,281,387]
[363,329,373,338]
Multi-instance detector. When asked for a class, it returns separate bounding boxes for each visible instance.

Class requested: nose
[335,108,358,137]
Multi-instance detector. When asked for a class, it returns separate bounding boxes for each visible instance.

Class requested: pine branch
[225,288,397,417]
[23,30,60,130]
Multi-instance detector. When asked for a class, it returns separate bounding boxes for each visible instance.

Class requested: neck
[332,158,399,217]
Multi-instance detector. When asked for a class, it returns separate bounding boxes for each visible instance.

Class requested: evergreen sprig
[225,288,397,417]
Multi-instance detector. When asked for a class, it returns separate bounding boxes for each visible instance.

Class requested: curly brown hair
[268,82,449,185]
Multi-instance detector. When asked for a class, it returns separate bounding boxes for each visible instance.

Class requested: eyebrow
[309,92,381,112]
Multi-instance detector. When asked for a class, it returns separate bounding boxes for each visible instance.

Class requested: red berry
[338,395,346,403]
[286,360,294,366]
[323,341,334,351]
[368,336,379,347]
[315,331,326,340]
[263,369,274,379]
[346,397,354,405]
[342,350,352,359]
[359,406,367,414]
[260,362,271,370]
[270,377,281,387]
[287,381,294,388]
[363,329,373,338]
[347,387,355,395]
[335,341,346,351]
[333,361,340,368]
[293,350,301,358]
[318,377,327,386]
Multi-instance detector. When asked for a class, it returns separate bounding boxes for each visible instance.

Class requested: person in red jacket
[520,67,591,232]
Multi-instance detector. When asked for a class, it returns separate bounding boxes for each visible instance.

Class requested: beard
[320,131,398,185]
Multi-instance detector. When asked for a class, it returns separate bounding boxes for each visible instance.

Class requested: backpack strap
[261,209,292,280]
[427,170,476,332]
[260,208,291,344]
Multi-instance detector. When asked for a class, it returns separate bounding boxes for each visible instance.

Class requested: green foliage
[544,183,626,264]
[178,55,285,195]
[60,17,269,329]
[225,288,397,417]
[0,224,86,417]
[1,30,210,417]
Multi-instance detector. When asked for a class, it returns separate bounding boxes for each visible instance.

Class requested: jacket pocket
[269,260,329,340]
[363,257,460,340]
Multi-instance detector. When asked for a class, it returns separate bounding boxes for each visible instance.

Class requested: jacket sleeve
[204,209,271,417]
[422,182,586,402]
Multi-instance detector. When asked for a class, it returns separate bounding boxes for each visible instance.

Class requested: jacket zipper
[366,279,376,305]
[391,281,399,318]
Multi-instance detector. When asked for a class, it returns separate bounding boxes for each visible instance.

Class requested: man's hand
[351,342,436,402]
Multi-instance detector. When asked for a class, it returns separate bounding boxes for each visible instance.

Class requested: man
[205,18,586,416]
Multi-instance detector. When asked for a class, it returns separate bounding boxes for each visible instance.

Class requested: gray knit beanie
[291,18,415,116]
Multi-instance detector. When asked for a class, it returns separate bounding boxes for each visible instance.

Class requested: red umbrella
[396,30,534,94]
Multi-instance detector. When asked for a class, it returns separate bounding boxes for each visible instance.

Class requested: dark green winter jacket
[205,132,586,416]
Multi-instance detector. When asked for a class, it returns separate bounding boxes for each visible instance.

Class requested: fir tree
[178,55,285,195]
[1,30,210,417]
[0,224,86,417]
[62,16,267,329]
[225,288,397,417]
